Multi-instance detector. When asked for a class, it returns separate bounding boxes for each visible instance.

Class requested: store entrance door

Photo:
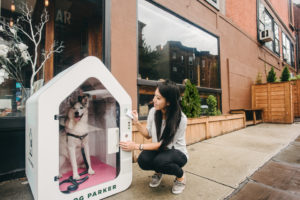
[44,0,104,78]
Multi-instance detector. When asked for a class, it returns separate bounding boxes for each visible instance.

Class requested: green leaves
[280,66,290,82]
[207,95,218,116]
[181,80,201,118]
[267,67,277,83]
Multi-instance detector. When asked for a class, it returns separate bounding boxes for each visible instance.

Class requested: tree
[267,67,277,83]
[207,95,218,116]
[280,66,290,82]
[255,72,263,84]
[181,79,201,118]
[0,3,63,95]
[0,38,29,89]
[139,35,160,80]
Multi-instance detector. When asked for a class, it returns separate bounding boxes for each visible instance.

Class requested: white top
[146,107,188,159]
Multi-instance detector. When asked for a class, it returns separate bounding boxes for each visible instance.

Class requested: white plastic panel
[107,128,120,154]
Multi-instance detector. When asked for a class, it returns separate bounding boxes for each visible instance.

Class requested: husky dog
[59,94,95,180]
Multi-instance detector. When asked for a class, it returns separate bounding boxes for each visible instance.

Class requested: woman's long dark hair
[155,81,182,150]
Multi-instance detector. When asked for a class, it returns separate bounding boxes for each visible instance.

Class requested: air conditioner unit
[259,29,273,42]
[283,52,288,61]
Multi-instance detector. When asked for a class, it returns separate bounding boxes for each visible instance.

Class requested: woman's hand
[132,110,139,124]
[119,141,138,152]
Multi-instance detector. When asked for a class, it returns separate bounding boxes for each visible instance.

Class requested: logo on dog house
[26,56,132,200]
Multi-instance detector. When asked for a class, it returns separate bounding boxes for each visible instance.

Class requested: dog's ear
[82,94,90,106]
[67,96,75,107]
[78,94,90,106]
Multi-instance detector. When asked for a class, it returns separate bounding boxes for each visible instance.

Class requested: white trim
[205,0,220,10]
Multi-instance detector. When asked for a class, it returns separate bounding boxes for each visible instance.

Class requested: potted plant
[280,66,290,82]
[207,95,221,116]
[181,79,201,118]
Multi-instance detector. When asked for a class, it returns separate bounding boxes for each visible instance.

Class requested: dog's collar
[67,133,88,140]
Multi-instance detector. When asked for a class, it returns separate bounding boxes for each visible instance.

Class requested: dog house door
[58,77,120,193]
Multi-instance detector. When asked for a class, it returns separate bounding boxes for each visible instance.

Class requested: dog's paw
[88,168,95,175]
[73,174,80,180]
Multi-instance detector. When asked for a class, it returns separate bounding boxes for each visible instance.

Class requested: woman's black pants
[137,149,187,178]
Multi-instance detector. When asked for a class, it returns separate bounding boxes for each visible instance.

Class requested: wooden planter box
[252,82,294,124]
[292,80,300,118]
[132,113,245,162]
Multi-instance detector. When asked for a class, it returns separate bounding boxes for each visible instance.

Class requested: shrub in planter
[267,67,277,83]
[181,79,201,118]
[255,72,263,84]
[280,66,290,82]
[292,74,300,81]
[207,95,221,116]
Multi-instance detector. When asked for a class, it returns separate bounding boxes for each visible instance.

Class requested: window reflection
[138,0,221,118]
[54,0,103,75]
[0,1,41,117]
[282,32,294,66]
[138,0,220,88]
[137,85,221,119]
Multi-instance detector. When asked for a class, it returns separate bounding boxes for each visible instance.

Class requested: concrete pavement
[0,123,299,200]
[228,134,300,200]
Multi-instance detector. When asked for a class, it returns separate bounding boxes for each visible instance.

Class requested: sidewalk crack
[185,171,236,189]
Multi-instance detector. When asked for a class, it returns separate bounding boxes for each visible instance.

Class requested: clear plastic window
[58,77,120,193]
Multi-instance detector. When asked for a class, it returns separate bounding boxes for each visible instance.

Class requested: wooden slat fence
[252,82,294,123]
[292,80,300,117]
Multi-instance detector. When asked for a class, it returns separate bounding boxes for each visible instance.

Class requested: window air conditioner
[259,29,273,42]
[283,52,288,61]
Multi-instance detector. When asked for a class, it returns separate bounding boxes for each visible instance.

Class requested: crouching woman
[120,81,188,194]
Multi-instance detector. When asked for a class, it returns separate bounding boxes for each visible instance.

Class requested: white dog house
[26,56,132,200]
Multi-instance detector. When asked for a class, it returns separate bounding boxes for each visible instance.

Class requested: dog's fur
[59,95,95,180]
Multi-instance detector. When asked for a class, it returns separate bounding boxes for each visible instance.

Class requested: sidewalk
[0,123,299,200]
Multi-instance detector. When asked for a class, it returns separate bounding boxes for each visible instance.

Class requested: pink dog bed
[59,156,117,192]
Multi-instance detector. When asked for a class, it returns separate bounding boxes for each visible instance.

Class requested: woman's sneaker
[149,173,163,187]
[172,173,186,194]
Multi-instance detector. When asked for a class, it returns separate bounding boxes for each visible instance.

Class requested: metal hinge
[54,176,59,182]
[54,115,64,120]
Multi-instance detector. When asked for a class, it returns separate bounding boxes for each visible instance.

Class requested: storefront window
[54,0,104,74]
[0,1,40,118]
[138,0,219,87]
[138,84,221,118]
[0,0,105,118]
[138,0,220,118]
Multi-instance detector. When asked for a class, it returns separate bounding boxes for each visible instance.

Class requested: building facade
[294,2,300,71]
[137,0,297,115]
[0,0,300,181]
[0,0,297,118]
[0,0,297,179]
